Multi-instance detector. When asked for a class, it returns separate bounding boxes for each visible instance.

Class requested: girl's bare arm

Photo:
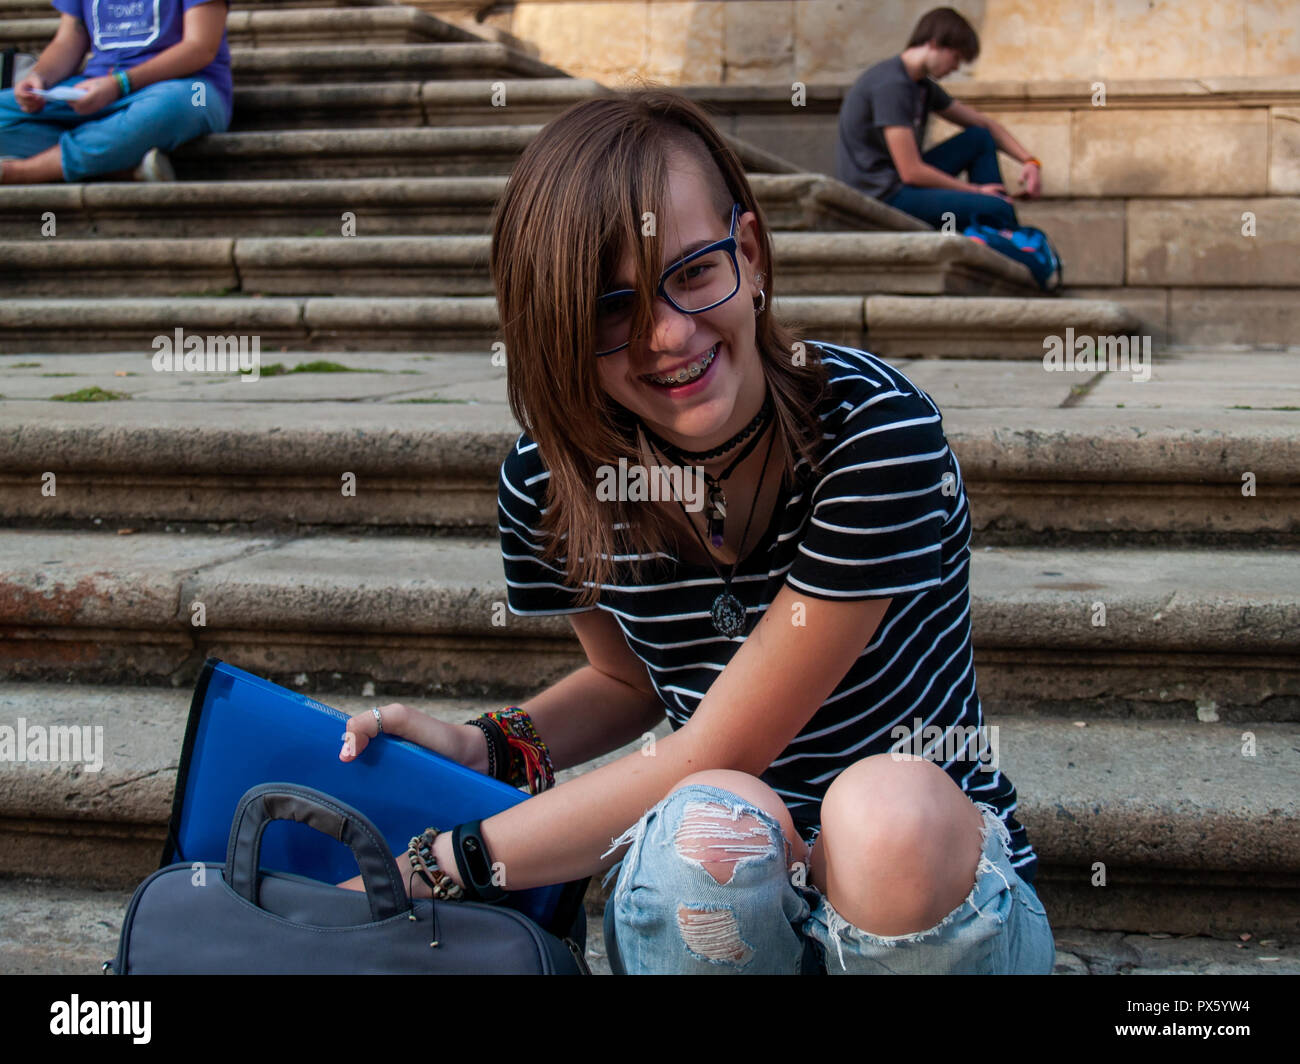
[427,585,892,892]
[342,610,664,773]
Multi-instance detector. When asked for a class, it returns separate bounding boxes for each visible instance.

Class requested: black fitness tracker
[452,819,508,904]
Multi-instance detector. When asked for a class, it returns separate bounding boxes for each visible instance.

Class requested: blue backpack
[963,215,1063,292]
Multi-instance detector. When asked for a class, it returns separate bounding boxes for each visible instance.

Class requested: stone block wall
[424,0,1300,87]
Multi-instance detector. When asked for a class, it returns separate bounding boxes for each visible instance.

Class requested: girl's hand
[14,72,45,113]
[339,701,410,761]
[337,867,434,899]
[336,705,485,894]
[69,75,120,115]
[337,830,450,900]
[338,701,486,769]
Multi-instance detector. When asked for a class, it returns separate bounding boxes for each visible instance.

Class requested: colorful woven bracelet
[484,707,555,794]
[113,69,131,97]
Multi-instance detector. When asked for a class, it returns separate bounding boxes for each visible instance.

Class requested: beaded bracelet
[406,827,465,902]
[464,716,508,780]
[483,707,555,794]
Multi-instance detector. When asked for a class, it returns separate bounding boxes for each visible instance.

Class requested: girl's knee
[611,783,807,972]
[818,755,985,933]
[612,776,793,894]
[666,770,805,871]
[824,754,979,844]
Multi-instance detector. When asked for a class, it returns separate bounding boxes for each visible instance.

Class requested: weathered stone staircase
[1,0,1296,974]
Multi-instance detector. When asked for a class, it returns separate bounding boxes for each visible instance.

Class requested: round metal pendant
[711,592,747,637]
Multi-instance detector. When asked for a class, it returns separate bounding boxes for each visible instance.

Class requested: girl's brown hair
[490,88,828,606]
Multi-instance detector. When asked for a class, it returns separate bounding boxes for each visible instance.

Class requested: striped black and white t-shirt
[499,341,1036,883]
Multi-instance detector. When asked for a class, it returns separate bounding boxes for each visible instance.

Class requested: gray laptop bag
[107,782,589,974]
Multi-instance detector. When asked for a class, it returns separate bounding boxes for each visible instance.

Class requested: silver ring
[372,707,383,734]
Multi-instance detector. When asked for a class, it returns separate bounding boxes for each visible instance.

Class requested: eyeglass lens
[595,251,739,355]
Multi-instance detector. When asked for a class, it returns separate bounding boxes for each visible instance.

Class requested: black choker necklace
[647,423,778,638]
[642,395,774,464]
[642,396,775,548]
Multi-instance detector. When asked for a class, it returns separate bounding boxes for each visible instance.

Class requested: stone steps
[0,681,1295,936]
[227,78,611,131]
[0,174,925,240]
[0,173,923,238]
[226,43,568,85]
[862,295,1142,358]
[0,6,485,53]
[0,231,1038,298]
[175,124,540,180]
[0,878,138,976]
[2,351,1295,541]
[0,528,1295,720]
[0,294,1137,356]
[226,6,486,47]
[168,124,798,181]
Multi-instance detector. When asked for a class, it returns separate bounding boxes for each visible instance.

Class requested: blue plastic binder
[162,659,580,932]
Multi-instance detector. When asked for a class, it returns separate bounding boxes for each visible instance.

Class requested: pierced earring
[753,289,766,314]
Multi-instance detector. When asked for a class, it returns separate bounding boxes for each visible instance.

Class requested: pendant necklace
[646,419,779,638]
[643,394,775,548]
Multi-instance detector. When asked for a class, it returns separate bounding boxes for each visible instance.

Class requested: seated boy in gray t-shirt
[836,54,954,203]
[834,6,1042,232]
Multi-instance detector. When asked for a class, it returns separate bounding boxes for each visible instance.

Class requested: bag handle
[226,782,410,923]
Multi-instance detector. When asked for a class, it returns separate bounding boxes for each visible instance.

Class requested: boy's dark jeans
[884,126,1020,231]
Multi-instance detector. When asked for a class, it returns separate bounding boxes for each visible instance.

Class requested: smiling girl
[341,88,1054,975]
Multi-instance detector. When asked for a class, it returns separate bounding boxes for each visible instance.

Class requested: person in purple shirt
[0,0,231,183]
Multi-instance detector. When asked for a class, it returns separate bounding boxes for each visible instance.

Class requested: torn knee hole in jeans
[673,800,778,885]
[676,904,753,965]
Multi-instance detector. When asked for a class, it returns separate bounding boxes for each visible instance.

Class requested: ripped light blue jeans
[601,783,1055,974]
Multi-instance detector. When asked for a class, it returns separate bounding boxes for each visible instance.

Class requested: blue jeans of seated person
[601,782,1055,974]
[0,75,229,181]
[885,125,1020,232]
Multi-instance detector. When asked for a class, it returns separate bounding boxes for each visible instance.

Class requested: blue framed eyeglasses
[594,201,743,357]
